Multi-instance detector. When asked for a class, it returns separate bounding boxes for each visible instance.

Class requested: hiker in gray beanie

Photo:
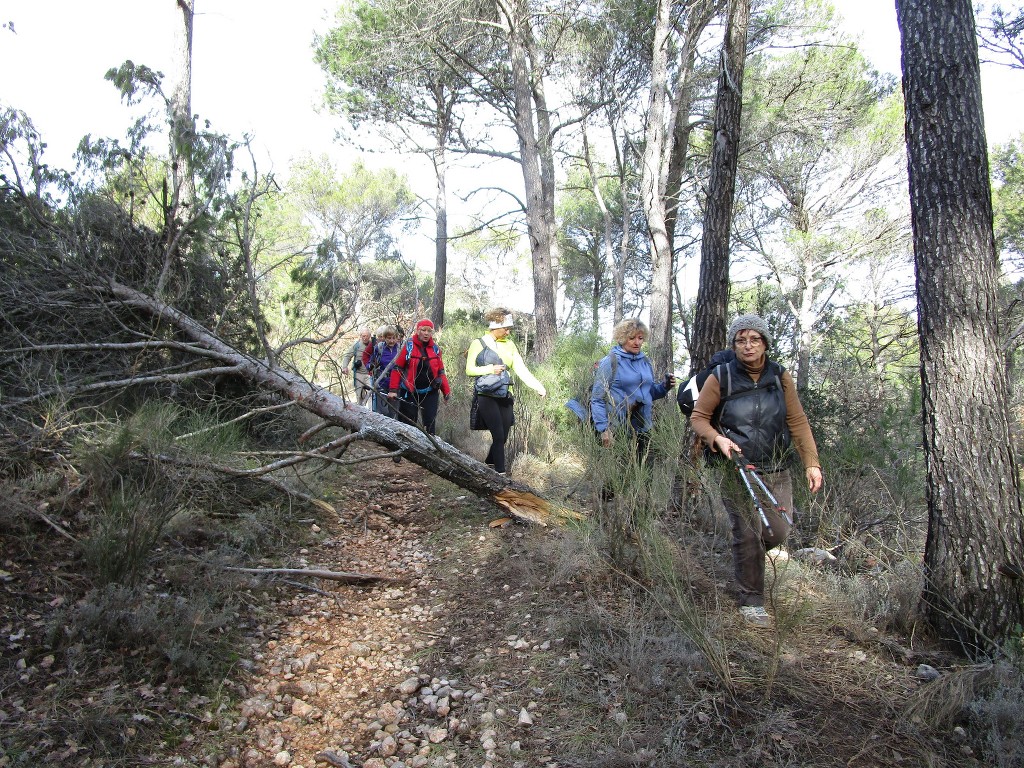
[727,313,772,349]
[690,312,822,628]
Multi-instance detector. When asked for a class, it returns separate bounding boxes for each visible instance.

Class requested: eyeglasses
[734,336,764,348]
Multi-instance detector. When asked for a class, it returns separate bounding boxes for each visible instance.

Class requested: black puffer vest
[711,358,792,470]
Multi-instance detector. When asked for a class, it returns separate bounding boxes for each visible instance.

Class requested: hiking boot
[392,455,402,464]
[739,605,773,627]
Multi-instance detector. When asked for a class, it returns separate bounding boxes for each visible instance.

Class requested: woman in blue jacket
[591,318,676,459]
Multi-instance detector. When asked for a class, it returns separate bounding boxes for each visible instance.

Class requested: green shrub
[81,480,181,585]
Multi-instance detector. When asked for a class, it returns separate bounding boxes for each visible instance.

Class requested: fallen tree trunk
[224,566,400,584]
[105,281,581,526]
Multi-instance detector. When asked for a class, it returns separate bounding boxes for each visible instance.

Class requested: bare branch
[173,401,298,442]
[2,366,244,409]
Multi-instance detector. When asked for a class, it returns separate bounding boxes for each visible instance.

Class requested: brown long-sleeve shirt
[690,359,820,469]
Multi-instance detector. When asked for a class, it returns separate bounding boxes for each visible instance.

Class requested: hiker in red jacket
[387,319,451,437]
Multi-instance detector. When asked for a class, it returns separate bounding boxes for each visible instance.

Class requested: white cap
[488,314,514,330]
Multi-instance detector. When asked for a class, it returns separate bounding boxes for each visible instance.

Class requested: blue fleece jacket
[590,346,670,433]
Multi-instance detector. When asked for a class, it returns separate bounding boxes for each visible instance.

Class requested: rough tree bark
[639,0,675,375]
[581,126,614,334]
[897,0,1024,653]
[690,0,750,372]
[495,0,558,361]
[169,0,196,210]
[103,281,577,528]
[430,132,449,329]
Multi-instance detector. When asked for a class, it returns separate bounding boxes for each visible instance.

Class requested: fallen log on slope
[105,281,581,526]
[223,566,401,584]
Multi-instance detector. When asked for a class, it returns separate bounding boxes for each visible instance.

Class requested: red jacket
[388,338,451,397]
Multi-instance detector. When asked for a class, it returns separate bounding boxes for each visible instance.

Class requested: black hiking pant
[396,388,440,435]
[477,394,514,473]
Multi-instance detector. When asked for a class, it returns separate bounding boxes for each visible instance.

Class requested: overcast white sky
[2,1,1019,176]
[1,0,347,174]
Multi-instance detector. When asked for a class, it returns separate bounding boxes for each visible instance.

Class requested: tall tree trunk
[582,125,615,335]
[898,0,1024,654]
[665,6,715,243]
[639,0,674,375]
[613,127,629,326]
[533,53,560,332]
[690,0,750,372]
[497,0,557,360]
[157,0,196,298]
[603,99,630,326]
[790,233,818,391]
[794,267,814,391]
[430,115,449,329]
[170,0,196,208]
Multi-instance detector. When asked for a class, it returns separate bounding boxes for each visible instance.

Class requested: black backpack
[677,349,736,417]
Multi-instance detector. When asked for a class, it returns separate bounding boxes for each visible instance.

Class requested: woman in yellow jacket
[465,308,546,475]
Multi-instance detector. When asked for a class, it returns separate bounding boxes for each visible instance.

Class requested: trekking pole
[733,450,794,528]
[741,460,793,526]
[730,453,774,535]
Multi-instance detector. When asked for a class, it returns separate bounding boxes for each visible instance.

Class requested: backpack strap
[368,341,384,370]
[475,336,503,367]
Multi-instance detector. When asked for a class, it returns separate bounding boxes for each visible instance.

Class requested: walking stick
[741,458,793,526]
[731,453,775,535]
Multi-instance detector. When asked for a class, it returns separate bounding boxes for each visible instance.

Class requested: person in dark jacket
[387,319,451,436]
[690,313,823,628]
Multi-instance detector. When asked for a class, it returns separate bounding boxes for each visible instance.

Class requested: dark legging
[396,389,440,434]
[477,395,514,472]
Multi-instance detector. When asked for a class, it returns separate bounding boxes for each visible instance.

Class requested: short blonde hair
[484,307,513,325]
[376,324,397,338]
[611,318,648,346]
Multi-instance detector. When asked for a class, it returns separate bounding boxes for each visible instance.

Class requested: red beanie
[415,319,434,330]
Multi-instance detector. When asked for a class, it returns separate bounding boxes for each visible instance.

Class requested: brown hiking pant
[721,467,793,608]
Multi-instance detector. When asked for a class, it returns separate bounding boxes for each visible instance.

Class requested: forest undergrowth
[1,395,1023,767]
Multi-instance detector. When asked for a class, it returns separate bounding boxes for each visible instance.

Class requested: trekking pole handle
[714,430,742,460]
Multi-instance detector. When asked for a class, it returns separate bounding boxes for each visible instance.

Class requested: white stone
[398,677,421,695]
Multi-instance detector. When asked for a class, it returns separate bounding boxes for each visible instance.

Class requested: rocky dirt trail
[220,460,575,768]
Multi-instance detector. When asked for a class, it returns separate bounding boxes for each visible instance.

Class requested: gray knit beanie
[727,313,771,348]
